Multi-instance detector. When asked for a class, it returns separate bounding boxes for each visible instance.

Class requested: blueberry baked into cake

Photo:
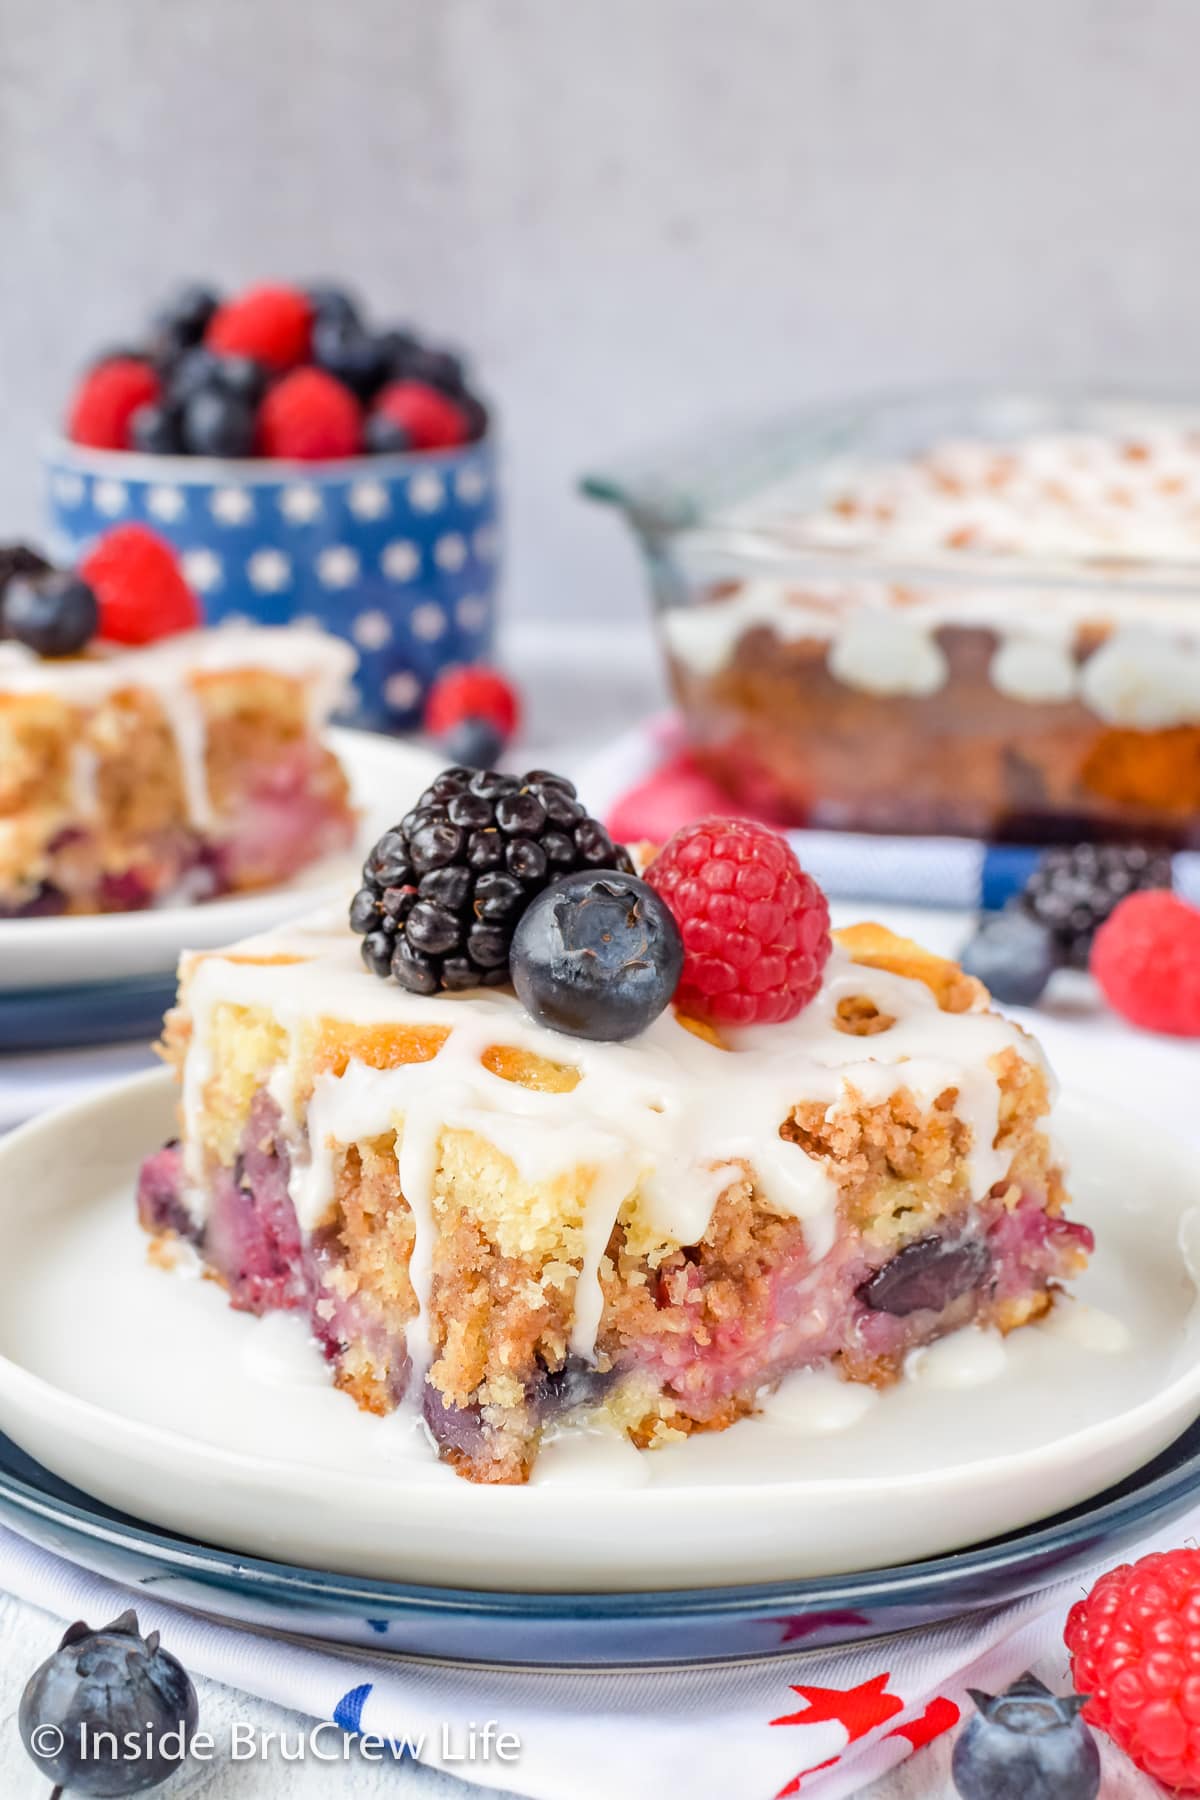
[0,529,356,916]
[138,767,1092,1484]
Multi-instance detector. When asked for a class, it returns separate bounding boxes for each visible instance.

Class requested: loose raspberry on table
[256,368,362,460]
[373,380,469,451]
[80,524,201,645]
[67,359,161,450]
[204,283,312,371]
[1090,890,1200,1037]
[1065,1547,1200,1790]
[644,817,831,1026]
[424,665,520,742]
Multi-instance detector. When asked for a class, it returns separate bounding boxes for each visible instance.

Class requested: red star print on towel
[770,1672,905,1742]
[770,1673,905,1796]
[886,1695,960,1750]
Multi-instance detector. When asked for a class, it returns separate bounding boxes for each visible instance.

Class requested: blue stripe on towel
[783,830,1200,913]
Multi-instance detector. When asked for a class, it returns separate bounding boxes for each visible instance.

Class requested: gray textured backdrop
[2,0,1198,621]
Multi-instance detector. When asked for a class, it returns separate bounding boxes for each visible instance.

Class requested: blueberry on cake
[0,528,356,915]
[138,773,1092,1484]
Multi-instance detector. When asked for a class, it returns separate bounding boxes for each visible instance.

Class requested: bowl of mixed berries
[45,281,499,730]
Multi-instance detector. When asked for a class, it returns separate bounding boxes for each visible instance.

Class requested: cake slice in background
[0,526,356,916]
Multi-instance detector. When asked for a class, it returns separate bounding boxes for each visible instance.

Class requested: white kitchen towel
[0,1515,1186,1799]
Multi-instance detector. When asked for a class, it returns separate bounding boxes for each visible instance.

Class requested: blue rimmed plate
[0,1419,1196,1669]
[0,973,178,1052]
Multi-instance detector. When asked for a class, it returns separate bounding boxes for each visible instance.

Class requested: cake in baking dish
[655,416,1200,841]
[137,769,1091,1484]
[0,624,357,916]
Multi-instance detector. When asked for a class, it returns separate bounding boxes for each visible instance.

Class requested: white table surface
[0,633,1181,1795]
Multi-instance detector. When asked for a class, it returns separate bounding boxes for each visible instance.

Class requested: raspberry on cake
[0,533,357,916]
[137,777,1092,1485]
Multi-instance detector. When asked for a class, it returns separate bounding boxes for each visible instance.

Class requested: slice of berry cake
[0,527,356,916]
[138,770,1091,1484]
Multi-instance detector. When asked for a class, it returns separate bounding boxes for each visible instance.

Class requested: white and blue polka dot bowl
[43,436,500,730]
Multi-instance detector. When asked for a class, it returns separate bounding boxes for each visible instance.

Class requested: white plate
[0,1067,1197,1592]
[0,728,440,993]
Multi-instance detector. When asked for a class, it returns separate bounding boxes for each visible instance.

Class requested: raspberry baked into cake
[0,528,356,915]
[138,771,1092,1484]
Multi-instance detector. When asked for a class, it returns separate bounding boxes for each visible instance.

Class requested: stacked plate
[0,1071,1195,1668]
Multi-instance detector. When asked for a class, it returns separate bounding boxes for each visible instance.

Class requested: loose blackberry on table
[1018,842,1173,968]
[351,767,635,995]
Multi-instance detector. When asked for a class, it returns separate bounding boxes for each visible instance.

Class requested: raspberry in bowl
[45,282,499,731]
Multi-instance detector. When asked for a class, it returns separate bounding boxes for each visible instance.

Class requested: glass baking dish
[584,389,1200,846]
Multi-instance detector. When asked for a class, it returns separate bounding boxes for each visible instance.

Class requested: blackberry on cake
[351,766,634,994]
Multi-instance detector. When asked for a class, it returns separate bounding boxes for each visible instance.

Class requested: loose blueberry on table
[959,910,1059,1007]
[20,1609,198,1797]
[66,280,489,461]
[951,1671,1099,1800]
[959,840,1175,1008]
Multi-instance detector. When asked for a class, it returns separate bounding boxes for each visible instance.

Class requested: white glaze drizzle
[0,626,356,829]
[178,906,1044,1372]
